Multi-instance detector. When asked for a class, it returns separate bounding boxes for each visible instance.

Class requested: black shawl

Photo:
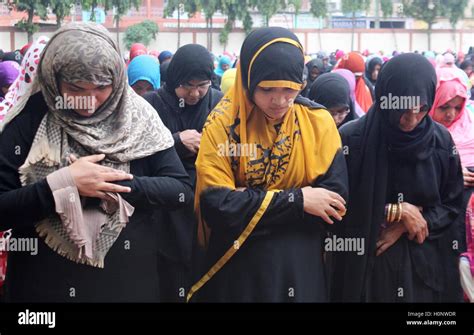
[308,72,359,128]
[331,53,462,301]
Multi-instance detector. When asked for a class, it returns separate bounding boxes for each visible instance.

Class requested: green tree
[442,0,468,29]
[309,0,327,51]
[200,0,224,50]
[218,0,252,49]
[163,0,199,49]
[49,0,74,28]
[250,0,285,26]
[341,0,371,50]
[103,0,141,52]
[81,0,104,22]
[123,20,158,49]
[309,0,327,18]
[402,0,445,50]
[10,0,48,43]
[442,0,468,49]
[380,0,393,18]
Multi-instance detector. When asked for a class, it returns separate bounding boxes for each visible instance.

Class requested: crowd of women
[0,21,473,303]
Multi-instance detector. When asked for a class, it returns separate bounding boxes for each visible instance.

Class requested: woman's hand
[376,222,406,256]
[463,168,474,188]
[68,154,133,200]
[301,186,346,224]
[179,129,201,154]
[401,202,429,244]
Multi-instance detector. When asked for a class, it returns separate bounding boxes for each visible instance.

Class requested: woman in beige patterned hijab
[0,22,193,302]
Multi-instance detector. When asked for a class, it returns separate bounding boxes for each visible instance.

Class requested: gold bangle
[397,203,403,222]
[387,204,393,222]
[391,203,397,223]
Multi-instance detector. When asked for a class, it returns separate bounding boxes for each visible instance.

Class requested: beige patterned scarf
[2,22,174,267]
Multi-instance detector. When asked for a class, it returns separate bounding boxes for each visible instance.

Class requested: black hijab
[239,27,304,98]
[302,58,325,97]
[364,56,383,85]
[165,44,214,92]
[375,54,436,161]
[308,72,358,128]
[159,60,170,86]
[158,43,220,135]
[332,53,437,301]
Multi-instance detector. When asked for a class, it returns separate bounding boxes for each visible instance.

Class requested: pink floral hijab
[0,36,49,123]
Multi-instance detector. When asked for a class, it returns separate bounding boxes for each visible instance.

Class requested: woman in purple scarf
[0,61,20,102]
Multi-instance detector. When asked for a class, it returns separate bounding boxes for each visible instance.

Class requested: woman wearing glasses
[143,44,223,302]
[144,44,223,187]
[308,72,359,128]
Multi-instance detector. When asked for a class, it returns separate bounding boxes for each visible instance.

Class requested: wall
[1,27,473,55]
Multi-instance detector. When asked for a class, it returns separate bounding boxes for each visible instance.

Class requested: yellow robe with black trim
[195,63,342,247]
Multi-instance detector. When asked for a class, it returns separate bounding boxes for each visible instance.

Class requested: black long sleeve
[200,149,348,236]
[0,96,55,231]
[423,139,464,238]
[172,131,194,159]
[116,146,194,210]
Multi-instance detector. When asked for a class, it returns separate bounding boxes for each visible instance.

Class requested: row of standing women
[0,22,472,302]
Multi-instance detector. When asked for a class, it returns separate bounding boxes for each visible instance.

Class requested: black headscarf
[239,27,304,97]
[0,50,22,65]
[165,44,214,93]
[364,57,383,85]
[302,58,325,97]
[308,72,358,128]
[160,60,170,86]
[332,53,437,301]
[375,54,436,161]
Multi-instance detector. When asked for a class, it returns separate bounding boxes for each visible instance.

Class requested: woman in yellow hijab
[188,27,348,302]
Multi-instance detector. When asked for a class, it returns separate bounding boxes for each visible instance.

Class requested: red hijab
[335,51,373,113]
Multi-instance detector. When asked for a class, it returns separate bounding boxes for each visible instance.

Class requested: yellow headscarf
[220,67,237,94]
[188,28,342,301]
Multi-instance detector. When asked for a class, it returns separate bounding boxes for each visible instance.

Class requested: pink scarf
[429,67,474,168]
[462,195,474,276]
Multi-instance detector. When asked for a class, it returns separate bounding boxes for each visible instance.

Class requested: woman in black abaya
[331,53,464,302]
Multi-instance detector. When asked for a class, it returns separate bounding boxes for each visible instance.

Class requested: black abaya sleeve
[423,138,464,238]
[200,149,348,236]
[0,94,54,231]
[116,147,194,210]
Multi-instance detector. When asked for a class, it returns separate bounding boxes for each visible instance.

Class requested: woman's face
[175,79,211,106]
[432,95,464,127]
[371,64,381,81]
[132,80,153,96]
[398,109,428,132]
[59,80,113,117]
[329,105,350,126]
[310,67,320,81]
[221,63,230,71]
[253,86,299,121]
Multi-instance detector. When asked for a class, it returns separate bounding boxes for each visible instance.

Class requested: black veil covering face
[331,53,464,302]
[375,53,437,161]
